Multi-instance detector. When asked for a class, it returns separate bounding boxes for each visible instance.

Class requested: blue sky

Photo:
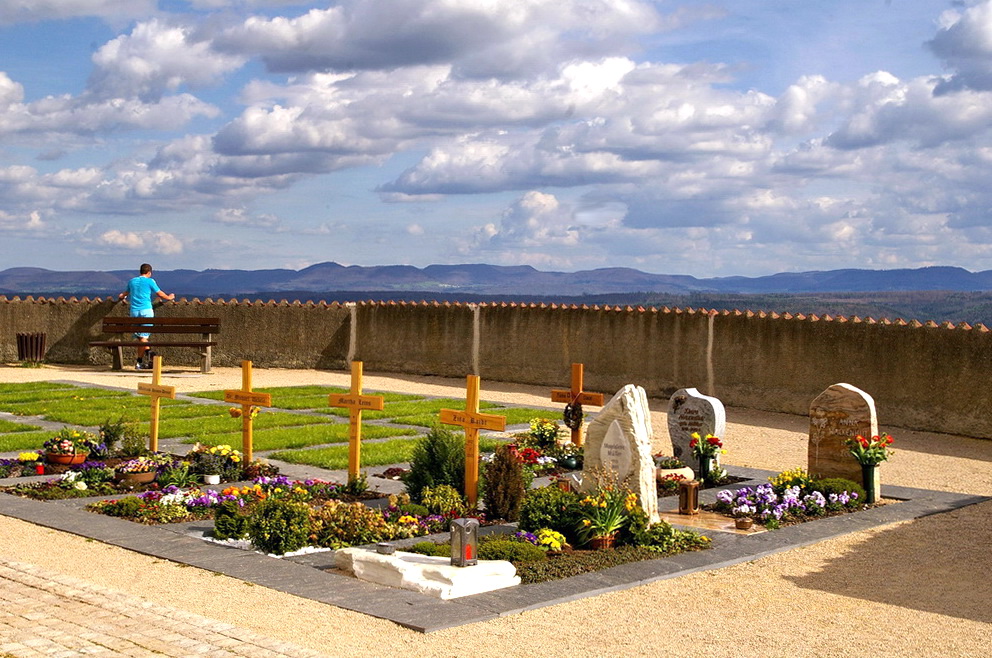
[2,1,992,278]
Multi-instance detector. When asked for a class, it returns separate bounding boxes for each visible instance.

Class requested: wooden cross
[327,361,385,484]
[551,363,604,446]
[223,360,272,463]
[136,355,175,453]
[439,375,506,509]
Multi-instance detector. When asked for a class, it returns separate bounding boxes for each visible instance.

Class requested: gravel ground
[2,363,991,657]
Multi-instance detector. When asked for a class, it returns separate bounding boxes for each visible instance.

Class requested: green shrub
[403,426,465,503]
[399,503,429,516]
[213,501,250,540]
[310,500,392,549]
[419,484,466,516]
[99,496,142,518]
[246,499,312,555]
[407,541,450,557]
[98,416,140,455]
[616,505,650,546]
[518,485,581,542]
[483,444,526,521]
[813,478,867,506]
[478,537,547,563]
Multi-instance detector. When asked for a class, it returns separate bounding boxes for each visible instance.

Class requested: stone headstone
[667,388,726,462]
[808,383,877,482]
[582,384,659,522]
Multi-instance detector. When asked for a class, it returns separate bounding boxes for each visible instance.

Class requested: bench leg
[111,346,124,370]
[201,345,212,374]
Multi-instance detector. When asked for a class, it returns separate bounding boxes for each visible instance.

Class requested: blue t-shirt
[126,276,161,313]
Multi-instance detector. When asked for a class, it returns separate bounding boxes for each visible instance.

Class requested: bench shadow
[783,500,992,623]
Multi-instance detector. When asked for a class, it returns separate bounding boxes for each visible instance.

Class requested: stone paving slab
[1,466,986,633]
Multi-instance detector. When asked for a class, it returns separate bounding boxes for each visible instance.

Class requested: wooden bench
[89,317,219,373]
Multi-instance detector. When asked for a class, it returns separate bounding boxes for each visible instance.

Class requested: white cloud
[98,229,184,254]
[214,0,661,79]
[88,20,247,101]
[0,0,155,25]
[211,207,280,227]
[928,1,992,94]
[476,191,580,249]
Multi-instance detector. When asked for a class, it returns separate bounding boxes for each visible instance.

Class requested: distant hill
[4,263,992,324]
[2,263,992,298]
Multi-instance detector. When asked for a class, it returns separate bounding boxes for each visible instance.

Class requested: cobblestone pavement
[0,559,332,658]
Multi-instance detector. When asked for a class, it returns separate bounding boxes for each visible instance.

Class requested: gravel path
[1,363,991,657]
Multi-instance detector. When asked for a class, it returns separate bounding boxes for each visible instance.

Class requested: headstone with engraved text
[808,383,877,482]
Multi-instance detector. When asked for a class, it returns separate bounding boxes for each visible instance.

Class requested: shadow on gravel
[784,499,992,623]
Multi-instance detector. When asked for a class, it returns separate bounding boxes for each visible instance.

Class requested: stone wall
[1,296,990,438]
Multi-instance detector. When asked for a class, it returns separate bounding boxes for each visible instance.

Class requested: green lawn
[156,410,337,440]
[0,430,53,452]
[186,423,417,452]
[0,419,39,434]
[269,436,507,470]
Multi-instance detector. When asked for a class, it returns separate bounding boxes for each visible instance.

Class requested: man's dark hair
[140,263,152,275]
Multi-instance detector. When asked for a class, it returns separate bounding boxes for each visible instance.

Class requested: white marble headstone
[582,385,659,522]
[667,388,726,462]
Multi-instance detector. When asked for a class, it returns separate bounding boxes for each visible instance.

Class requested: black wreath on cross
[563,402,583,430]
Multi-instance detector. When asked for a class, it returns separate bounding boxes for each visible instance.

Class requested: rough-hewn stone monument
[808,383,877,482]
[667,387,726,462]
[583,384,659,522]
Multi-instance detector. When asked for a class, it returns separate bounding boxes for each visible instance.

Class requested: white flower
[74,481,87,490]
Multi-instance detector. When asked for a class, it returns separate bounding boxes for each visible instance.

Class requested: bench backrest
[101,317,220,334]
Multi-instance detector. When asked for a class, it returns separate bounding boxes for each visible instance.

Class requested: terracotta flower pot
[116,471,156,485]
[589,534,616,550]
[46,452,87,465]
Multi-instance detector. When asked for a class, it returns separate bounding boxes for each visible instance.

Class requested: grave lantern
[678,479,700,515]
[450,518,479,567]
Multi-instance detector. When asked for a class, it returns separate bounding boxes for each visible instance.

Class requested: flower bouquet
[689,433,725,484]
[845,434,894,465]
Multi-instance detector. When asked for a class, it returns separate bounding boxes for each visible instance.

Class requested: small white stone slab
[335,548,520,600]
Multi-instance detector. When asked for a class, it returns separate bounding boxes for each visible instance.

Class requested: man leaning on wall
[118,263,175,370]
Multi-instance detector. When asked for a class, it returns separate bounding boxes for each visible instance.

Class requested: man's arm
[155,290,176,301]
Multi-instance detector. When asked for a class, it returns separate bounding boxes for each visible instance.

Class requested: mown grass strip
[184,423,417,452]
[0,419,40,434]
[0,430,54,453]
[156,411,337,440]
[0,382,76,396]
[0,389,129,412]
[188,386,423,411]
[269,436,507,470]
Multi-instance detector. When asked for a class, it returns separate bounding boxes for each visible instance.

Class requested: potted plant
[732,503,756,529]
[114,456,159,485]
[689,433,725,485]
[43,428,98,465]
[576,485,638,549]
[844,433,894,504]
[186,443,243,484]
[653,454,694,483]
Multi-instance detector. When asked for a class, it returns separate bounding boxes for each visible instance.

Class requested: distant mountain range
[2,263,992,298]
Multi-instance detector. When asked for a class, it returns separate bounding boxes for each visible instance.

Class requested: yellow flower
[582,519,591,526]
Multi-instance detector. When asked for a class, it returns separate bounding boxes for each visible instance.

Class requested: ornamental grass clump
[576,486,639,546]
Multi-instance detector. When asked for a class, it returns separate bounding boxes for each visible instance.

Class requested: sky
[2,1,992,278]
